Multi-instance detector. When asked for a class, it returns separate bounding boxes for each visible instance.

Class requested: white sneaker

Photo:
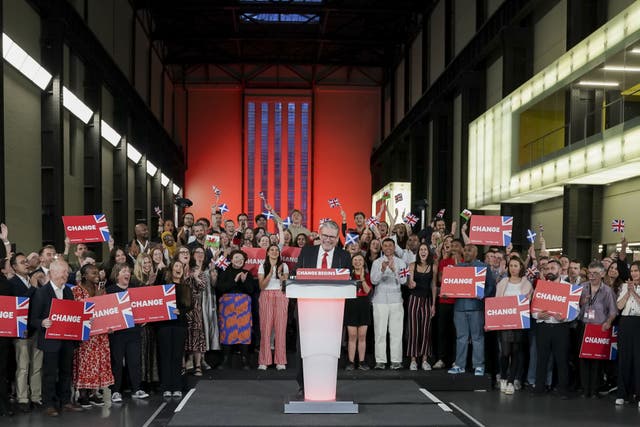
[505,383,515,395]
[276,364,286,371]
[163,391,172,399]
[257,364,267,370]
[422,361,432,371]
[185,359,194,370]
[514,380,522,391]
[499,379,507,393]
[132,390,149,399]
[409,361,418,371]
[111,392,123,403]
[433,360,445,369]
[615,398,624,405]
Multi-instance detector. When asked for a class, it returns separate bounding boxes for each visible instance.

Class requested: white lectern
[284,280,358,414]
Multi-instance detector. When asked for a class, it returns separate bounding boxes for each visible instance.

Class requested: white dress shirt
[316,247,335,269]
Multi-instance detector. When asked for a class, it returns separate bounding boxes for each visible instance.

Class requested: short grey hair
[319,220,340,234]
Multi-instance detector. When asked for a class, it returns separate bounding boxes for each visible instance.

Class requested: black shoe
[358,363,370,371]
[31,401,44,410]
[18,403,31,413]
[345,362,355,371]
[77,397,92,409]
[88,395,105,407]
[217,355,231,370]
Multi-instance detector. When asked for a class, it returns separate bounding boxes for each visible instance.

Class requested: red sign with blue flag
[440,266,486,298]
[88,291,135,336]
[62,214,110,243]
[0,296,29,338]
[128,285,178,324]
[45,299,94,341]
[531,280,582,321]
[580,324,618,360]
[484,295,530,331]
[468,215,513,246]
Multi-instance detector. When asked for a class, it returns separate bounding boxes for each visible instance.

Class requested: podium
[284,279,358,414]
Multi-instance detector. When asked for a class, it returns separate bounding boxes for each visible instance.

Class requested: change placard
[88,291,135,335]
[440,266,486,298]
[241,247,266,276]
[62,214,110,243]
[580,324,618,360]
[45,299,93,341]
[468,215,513,246]
[484,295,530,331]
[128,285,177,324]
[530,280,581,321]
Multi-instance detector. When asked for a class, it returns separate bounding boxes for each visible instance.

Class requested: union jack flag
[366,217,379,228]
[399,267,410,278]
[319,217,331,226]
[567,284,584,321]
[518,295,531,329]
[527,266,539,278]
[475,266,487,298]
[93,214,111,242]
[610,326,619,360]
[395,193,403,203]
[611,219,625,233]
[436,209,445,218]
[212,185,222,196]
[82,301,95,341]
[282,217,292,228]
[403,214,418,226]
[154,206,162,217]
[115,291,135,329]
[215,255,230,271]
[162,284,178,321]
[219,203,229,214]
[345,233,359,245]
[263,211,274,220]
[501,216,513,246]
[328,198,341,208]
[15,297,30,338]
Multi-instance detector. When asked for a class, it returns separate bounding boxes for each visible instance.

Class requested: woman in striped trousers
[406,243,438,371]
[257,245,290,370]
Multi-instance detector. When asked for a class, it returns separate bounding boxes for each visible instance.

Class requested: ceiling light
[566,161,640,184]
[100,120,121,147]
[126,144,142,164]
[146,161,157,177]
[603,65,640,72]
[62,86,93,124]
[2,33,52,90]
[161,174,170,187]
[630,47,640,54]
[172,184,181,195]
[577,80,619,87]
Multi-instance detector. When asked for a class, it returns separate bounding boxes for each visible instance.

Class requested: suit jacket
[29,282,75,351]
[10,275,38,337]
[295,245,352,271]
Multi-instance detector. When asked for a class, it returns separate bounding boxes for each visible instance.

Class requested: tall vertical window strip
[287,103,296,216]
[301,103,309,224]
[261,103,269,208]
[247,102,256,221]
[274,103,282,215]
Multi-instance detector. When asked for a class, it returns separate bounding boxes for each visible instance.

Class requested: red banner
[0,296,29,338]
[62,214,110,244]
[281,246,301,274]
[128,285,177,324]
[440,266,487,298]
[468,215,513,247]
[530,280,582,321]
[241,247,266,276]
[45,299,93,341]
[87,291,135,335]
[580,323,618,360]
[295,268,351,281]
[484,295,531,331]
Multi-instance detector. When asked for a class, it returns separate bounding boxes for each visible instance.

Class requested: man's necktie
[321,251,328,269]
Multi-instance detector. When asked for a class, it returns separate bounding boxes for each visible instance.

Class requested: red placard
[87,291,135,335]
[241,247,266,276]
[440,266,487,298]
[0,296,29,338]
[281,246,301,274]
[45,299,93,341]
[468,215,513,247]
[484,295,531,331]
[295,268,351,281]
[62,214,110,243]
[580,324,618,360]
[128,285,177,324]
[530,280,582,321]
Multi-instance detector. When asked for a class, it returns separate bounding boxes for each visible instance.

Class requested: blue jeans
[454,310,484,370]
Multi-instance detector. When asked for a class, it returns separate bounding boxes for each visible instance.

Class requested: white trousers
[373,303,404,363]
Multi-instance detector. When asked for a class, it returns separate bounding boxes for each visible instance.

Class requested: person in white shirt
[370,238,407,370]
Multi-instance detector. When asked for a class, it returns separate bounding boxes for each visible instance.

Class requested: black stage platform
[169,379,466,427]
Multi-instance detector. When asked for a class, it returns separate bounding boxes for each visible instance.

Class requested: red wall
[184,85,379,230]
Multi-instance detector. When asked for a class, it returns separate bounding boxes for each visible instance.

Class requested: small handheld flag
[212,185,221,196]
[215,255,230,271]
[460,209,472,221]
[263,211,274,220]
[154,206,162,218]
[527,266,539,277]
[219,203,229,214]
[399,267,410,278]
[366,217,379,228]
[282,217,292,228]
[538,224,544,233]
[395,194,403,203]
[611,219,625,233]
[436,209,446,218]
[381,191,391,200]
[328,198,341,208]
[319,218,331,226]
[526,229,537,243]
[404,214,418,226]
[345,233,359,245]
[259,191,265,200]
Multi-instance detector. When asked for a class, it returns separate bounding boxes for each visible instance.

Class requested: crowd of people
[0,198,638,417]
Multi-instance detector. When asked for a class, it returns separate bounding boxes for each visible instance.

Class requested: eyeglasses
[587,271,601,276]
[321,234,338,240]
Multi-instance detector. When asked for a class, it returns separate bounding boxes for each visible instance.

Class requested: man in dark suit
[294,220,352,394]
[29,259,83,416]
[9,253,43,413]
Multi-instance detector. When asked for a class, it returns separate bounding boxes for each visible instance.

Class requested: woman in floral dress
[184,249,207,375]
[72,264,114,407]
